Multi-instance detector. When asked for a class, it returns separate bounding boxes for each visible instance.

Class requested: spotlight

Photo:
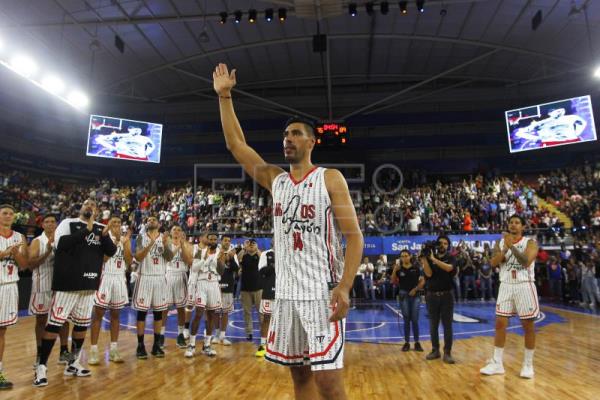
[219,12,227,24]
[234,10,242,23]
[594,66,600,78]
[366,2,374,16]
[381,1,389,15]
[349,3,357,16]
[278,8,287,21]
[248,9,257,23]
[67,90,89,108]
[265,8,274,22]
[399,1,408,14]
[41,75,65,94]
[416,0,425,12]
[10,54,38,78]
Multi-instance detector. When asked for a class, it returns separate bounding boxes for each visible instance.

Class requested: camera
[420,240,438,258]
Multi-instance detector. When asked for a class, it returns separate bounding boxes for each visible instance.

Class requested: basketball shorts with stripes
[192,280,222,310]
[0,283,19,327]
[219,292,234,314]
[48,290,95,327]
[29,290,52,315]
[496,281,540,320]
[166,272,188,308]
[132,275,168,312]
[265,299,345,371]
[94,274,129,310]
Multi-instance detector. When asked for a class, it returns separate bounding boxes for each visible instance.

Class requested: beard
[82,210,93,219]
[209,244,218,250]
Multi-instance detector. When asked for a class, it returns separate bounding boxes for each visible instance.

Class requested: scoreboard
[315,122,349,146]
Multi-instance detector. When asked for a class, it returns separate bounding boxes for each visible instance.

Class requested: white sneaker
[520,363,534,379]
[221,338,232,346]
[184,345,195,358]
[480,359,505,375]
[89,348,100,365]
[64,359,91,377]
[183,330,190,340]
[202,345,217,357]
[211,337,219,345]
[33,364,48,387]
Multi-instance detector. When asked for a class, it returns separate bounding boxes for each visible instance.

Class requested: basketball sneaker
[176,334,187,349]
[136,344,148,360]
[64,359,91,377]
[520,363,534,379]
[151,344,165,358]
[89,348,100,365]
[480,359,505,375]
[184,345,196,358]
[109,348,124,363]
[255,345,266,357]
[58,349,71,365]
[0,371,13,390]
[202,345,216,357]
[32,364,47,388]
[221,338,232,346]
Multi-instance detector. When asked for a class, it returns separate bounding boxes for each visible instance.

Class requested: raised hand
[213,63,237,96]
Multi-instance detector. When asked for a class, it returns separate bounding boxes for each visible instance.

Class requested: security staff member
[419,235,456,364]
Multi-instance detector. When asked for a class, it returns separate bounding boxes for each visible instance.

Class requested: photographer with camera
[392,250,425,352]
[419,235,457,364]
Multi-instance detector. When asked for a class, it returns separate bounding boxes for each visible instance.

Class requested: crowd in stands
[3,162,600,311]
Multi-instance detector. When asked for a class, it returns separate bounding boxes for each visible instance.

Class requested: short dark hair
[206,232,218,239]
[0,204,16,212]
[437,235,451,246]
[42,214,57,222]
[509,214,526,226]
[399,249,411,257]
[284,116,316,137]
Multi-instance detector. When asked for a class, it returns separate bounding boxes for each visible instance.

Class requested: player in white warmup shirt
[89,216,133,365]
[214,63,363,400]
[480,214,539,379]
[0,204,28,390]
[27,214,70,367]
[162,225,193,349]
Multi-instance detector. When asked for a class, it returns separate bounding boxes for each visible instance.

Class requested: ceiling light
[10,54,38,78]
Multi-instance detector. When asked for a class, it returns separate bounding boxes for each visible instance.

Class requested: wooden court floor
[1,306,599,400]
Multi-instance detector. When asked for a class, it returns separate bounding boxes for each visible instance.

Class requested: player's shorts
[94,274,129,309]
[260,299,274,315]
[29,290,53,315]
[0,283,19,327]
[265,299,345,371]
[186,273,198,309]
[496,281,540,320]
[219,292,234,314]
[49,290,95,327]
[192,280,222,310]
[132,275,168,312]
[166,272,188,308]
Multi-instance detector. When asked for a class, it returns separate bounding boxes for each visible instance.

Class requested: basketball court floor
[2,300,599,399]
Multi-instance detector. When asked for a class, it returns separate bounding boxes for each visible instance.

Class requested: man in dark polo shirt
[420,235,456,364]
[239,239,262,341]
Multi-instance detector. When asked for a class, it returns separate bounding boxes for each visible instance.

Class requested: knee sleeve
[73,325,87,332]
[137,311,147,322]
[153,311,162,321]
[45,324,61,334]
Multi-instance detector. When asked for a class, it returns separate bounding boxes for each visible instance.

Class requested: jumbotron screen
[505,95,596,153]
[86,115,163,163]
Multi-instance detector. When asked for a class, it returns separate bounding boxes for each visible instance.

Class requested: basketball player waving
[214,63,363,400]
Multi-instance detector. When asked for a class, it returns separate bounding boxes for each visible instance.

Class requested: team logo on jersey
[83,272,98,279]
[315,335,325,344]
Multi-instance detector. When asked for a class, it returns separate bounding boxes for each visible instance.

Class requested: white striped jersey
[499,236,535,283]
[0,231,24,284]
[103,233,126,276]
[272,167,345,300]
[31,232,54,292]
[167,244,187,273]
[192,246,219,282]
[138,234,168,276]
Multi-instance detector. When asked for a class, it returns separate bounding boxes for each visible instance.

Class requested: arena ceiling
[0,0,599,123]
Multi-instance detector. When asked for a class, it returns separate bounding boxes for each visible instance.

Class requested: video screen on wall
[86,115,163,163]
[505,95,596,153]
